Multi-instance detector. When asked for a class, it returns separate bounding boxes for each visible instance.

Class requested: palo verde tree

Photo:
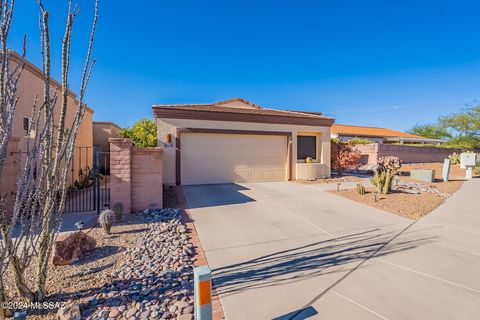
[0,0,99,308]
[407,123,452,140]
[120,118,157,147]
[408,105,480,148]
[440,105,480,148]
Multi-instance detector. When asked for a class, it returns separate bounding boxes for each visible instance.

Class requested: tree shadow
[212,228,434,297]
[72,245,121,266]
[113,227,149,235]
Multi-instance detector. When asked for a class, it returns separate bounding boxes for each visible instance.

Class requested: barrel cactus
[356,183,366,195]
[99,209,114,235]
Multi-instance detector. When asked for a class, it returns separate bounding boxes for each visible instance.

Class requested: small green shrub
[356,183,366,195]
[348,137,374,145]
[99,209,114,235]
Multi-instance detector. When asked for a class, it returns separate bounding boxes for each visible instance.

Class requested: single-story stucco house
[153,98,335,185]
[331,124,444,144]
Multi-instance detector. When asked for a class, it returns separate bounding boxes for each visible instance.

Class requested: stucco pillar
[321,132,331,177]
[109,138,132,214]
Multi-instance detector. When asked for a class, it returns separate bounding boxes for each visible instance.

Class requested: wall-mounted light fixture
[166,133,172,144]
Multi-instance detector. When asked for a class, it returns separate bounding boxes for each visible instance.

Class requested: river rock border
[83,208,194,320]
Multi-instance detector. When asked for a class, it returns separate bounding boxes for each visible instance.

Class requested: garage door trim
[176,128,292,185]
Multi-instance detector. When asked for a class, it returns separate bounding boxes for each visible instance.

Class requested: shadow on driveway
[212,228,434,297]
[182,183,255,209]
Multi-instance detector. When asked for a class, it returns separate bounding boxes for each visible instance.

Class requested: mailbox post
[460,153,477,180]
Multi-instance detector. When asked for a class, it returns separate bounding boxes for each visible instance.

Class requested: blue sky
[8,0,480,130]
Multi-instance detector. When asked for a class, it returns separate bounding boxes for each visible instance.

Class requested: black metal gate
[64,146,110,214]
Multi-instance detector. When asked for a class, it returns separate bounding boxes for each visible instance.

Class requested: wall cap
[109,137,132,144]
[132,147,163,153]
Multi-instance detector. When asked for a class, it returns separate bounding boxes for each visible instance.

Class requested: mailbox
[460,153,477,169]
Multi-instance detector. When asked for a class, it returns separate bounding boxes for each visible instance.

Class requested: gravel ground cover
[82,208,195,320]
[3,213,148,319]
[4,205,195,320]
[331,179,464,220]
[331,162,468,220]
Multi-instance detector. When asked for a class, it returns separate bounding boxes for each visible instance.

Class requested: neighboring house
[154,98,334,185]
[93,121,122,174]
[331,124,444,144]
[0,51,94,211]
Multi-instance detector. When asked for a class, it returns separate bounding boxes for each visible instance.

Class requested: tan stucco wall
[1,57,94,208]
[93,122,122,152]
[156,118,331,184]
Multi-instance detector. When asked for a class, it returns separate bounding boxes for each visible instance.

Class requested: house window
[23,117,31,136]
[297,135,317,160]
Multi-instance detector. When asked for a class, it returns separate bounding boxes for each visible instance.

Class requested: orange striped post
[194,265,212,320]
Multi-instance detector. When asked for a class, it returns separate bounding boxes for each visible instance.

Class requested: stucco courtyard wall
[0,53,94,215]
[109,138,163,213]
[355,143,477,164]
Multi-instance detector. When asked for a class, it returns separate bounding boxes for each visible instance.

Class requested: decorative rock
[52,231,96,265]
[183,306,194,314]
[57,302,81,320]
[78,208,195,320]
[108,307,121,318]
[126,307,138,318]
[140,310,151,318]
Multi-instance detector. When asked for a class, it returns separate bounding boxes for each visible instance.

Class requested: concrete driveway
[182,180,480,320]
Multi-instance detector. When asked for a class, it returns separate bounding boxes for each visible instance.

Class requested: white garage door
[181,133,287,185]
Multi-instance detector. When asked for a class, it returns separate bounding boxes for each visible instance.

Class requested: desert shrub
[120,118,157,147]
[331,140,361,174]
[348,137,374,145]
[448,152,460,165]
[99,209,114,235]
[370,156,402,194]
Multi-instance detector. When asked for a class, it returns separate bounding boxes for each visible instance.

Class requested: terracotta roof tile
[331,124,427,139]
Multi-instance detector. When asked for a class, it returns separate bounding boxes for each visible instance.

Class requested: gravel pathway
[84,208,195,320]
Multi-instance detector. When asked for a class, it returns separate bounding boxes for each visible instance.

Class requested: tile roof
[153,98,334,121]
[331,124,427,139]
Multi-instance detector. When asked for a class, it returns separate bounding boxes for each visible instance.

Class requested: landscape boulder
[52,231,96,265]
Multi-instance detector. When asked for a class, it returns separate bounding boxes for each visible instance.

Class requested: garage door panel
[181,133,287,185]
